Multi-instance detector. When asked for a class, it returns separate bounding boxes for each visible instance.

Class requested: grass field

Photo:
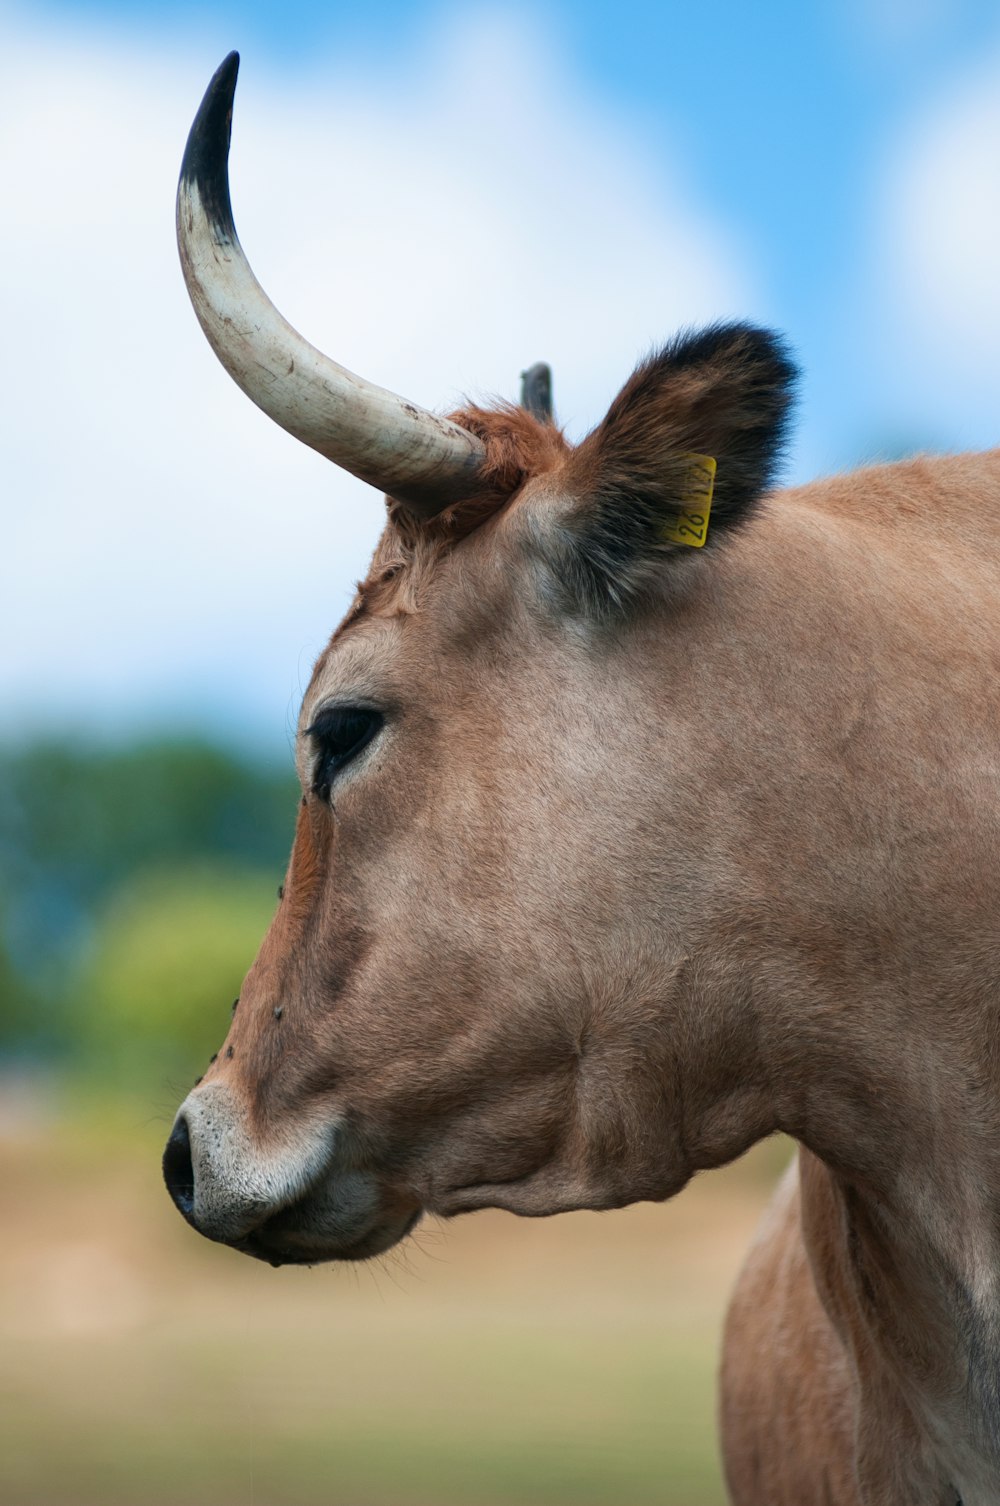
[0,1109,789,1506]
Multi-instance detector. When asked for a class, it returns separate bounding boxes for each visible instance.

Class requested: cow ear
[545,323,797,614]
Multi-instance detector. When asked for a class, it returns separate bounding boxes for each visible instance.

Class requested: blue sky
[5,0,1000,751]
[36,0,1000,463]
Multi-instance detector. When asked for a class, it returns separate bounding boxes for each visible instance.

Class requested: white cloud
[0,4,755,750]
[843,0,956,52]
[876,47,1000,446]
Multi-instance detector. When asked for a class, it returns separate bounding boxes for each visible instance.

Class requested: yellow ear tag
[660,453,717,548]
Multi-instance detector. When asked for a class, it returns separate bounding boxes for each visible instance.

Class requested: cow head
[163,54,797,1265]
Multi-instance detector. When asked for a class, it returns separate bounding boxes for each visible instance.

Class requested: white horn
[176,53,486,516]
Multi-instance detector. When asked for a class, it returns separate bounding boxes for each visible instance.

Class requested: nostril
[163,1115,196,1222]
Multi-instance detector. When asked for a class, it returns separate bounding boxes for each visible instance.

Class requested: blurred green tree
[0,738,297,1063]
[0,935,37,1054]
[77,864,278,1095]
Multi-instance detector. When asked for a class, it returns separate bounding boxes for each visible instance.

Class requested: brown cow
[164,54,1000,1506]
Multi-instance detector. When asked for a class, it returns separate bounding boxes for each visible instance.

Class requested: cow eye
[306,706,383,800]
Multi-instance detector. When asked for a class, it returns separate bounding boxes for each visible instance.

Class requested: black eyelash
[306,707,383,800]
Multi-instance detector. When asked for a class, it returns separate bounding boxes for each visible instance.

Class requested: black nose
[163,1115,196,1222]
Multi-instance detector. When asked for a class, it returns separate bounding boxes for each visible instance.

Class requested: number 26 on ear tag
[660,454,716,548]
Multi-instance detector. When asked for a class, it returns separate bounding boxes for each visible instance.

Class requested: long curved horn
[176,53,486,516]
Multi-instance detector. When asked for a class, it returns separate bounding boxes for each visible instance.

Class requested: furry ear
[546,323,797,614]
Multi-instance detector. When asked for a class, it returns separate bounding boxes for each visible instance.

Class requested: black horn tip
[178,50,241,238]
[520,362,553,421]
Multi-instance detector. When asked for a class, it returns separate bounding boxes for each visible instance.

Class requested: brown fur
[169,329,1000,1506]
[349,405,568,623]
[389,402,568,545]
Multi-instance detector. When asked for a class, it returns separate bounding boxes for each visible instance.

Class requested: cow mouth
[236,1204,423,1268]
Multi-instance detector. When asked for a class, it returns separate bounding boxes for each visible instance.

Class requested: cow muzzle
[162,1084,420,1265]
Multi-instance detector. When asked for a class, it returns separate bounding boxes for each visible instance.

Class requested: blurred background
[4,0,1000,1501]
